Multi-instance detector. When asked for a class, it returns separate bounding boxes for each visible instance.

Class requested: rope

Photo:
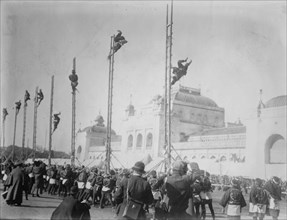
[146,158,166,174]
[111,153,125,169]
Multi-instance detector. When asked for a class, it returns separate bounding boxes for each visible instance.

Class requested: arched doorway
[265,134,286,164]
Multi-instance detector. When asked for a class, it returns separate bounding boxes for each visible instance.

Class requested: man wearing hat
[165,160,193,220]
[6,161,24,206]
[51,186,91,220]
[220,177,246,220]
[264,176,282,220]
[116,161,153,220]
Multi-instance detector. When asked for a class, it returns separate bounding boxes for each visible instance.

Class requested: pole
[32,87,38,161]
[12,106,18,162]
[166,0,173,170]
[2,112,6,148]
[22,95,28,161]
[106,36,114,173]
[48,75,54,166]
[71,58,76,167]
[2,118,4,148]
[164,4,169,156]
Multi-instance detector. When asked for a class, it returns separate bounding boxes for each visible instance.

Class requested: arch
[136,134,143,149]
[265,134,286,164]
[192,155,196,159]
[201,155,206,159]
[146,133,153,149]
[220,156,226,161]
[127,134,133,150]
[210,155,216,160]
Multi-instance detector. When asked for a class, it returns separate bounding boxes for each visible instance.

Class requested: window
[265,134,286,164]
[127,135,133,150]
[136,134,143,149]
[77,145,82,154]
[146,133,153,149]
[270,139,286,163]
[190,112,194,121]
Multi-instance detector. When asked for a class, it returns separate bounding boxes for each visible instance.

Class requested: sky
[1,1,286,153]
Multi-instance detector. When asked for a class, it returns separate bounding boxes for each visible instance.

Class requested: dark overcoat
[6,166,24,205]
[165,171,193,219]
[116,174,154,220]
[51,195,91,220]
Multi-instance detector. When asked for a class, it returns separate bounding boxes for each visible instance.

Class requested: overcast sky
[1,1,286,153]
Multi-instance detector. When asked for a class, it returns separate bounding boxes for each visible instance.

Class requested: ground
[1,183,286,220]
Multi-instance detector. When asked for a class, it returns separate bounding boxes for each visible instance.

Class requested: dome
[265,95,287,108]
[173,91,218,108]
[90,125,116,135]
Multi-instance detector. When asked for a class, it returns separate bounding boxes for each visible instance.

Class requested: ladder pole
[106,36,114,173]
[32,87,38,162]
[164,4,169,155]
[71,58,77,167]
[12,104,18,162]
[48,75,54,166]
[22,95,28,161]
[168,0,174,169]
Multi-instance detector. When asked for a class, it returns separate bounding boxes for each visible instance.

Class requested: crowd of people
[1,159,285,220]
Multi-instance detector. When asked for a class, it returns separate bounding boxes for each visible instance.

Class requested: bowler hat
[132,161,146,174]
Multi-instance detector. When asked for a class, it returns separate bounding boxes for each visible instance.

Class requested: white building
[76,85,286,179]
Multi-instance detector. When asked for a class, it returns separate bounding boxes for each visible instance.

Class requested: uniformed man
[220,177,246,220]
[37,89,44,106]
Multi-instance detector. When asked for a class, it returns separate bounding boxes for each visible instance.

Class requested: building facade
[76,85,286,179]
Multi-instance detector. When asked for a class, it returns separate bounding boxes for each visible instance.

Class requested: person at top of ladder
[24,90,30,104]
[108,30,128,59]
[53,112,61,132]
[15,100,21,114]
[171,58,192,86]
[37,89,44,106]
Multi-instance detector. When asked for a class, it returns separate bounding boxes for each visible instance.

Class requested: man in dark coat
[165,160,193,220]
[116,161,154,220]
[114,168,130,215]
[6,161,24,206]
[51,186,91,220]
